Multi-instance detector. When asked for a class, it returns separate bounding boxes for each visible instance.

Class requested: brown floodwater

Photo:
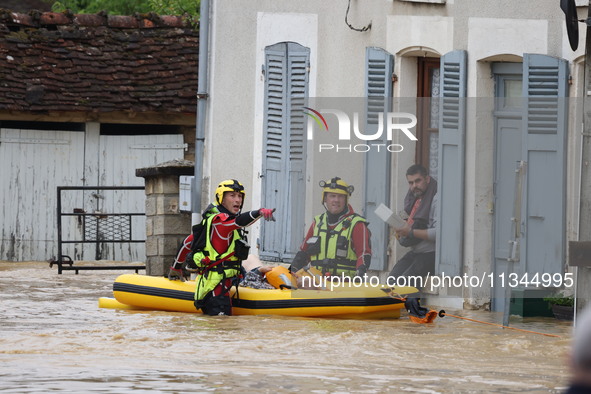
[0,261,573,393]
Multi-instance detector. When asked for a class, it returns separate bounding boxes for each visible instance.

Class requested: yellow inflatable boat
[108,274,418,319]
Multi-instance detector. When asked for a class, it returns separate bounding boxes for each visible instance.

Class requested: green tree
[148,0,199,16]
[50,0,199,17]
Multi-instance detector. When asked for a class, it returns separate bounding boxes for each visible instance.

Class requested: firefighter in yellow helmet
[167,179,276,316]
[291,177,372,278]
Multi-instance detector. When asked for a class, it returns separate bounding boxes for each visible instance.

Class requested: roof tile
[0,9,198,116]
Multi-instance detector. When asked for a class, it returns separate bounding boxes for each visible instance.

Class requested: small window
[503,79,523,109]
[492,62,522,113]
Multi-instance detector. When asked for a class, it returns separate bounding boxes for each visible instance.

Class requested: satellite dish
[561,0,579,51]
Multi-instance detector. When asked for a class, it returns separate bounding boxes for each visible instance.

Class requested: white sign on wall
[179,176,194,212]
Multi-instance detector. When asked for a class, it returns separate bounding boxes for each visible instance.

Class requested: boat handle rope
[383,288,562,337]
[438,310,561,338]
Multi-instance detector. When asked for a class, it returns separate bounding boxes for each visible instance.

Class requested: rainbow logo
[303,107,328,131]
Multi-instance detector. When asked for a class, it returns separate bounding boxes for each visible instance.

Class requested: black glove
[355,264,367,278]
[184,257,200,273]
[168,266,186,282]
[290,251,309,272]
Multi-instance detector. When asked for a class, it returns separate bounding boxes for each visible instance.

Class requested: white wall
[208,0,586,308]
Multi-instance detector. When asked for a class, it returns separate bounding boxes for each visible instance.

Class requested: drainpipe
[192,0,210,222]
[576,0,591,319]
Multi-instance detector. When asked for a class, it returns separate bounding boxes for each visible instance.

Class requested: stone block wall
[136,159,194,276]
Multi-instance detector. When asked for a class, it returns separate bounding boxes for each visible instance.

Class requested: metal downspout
[192,0,210,220]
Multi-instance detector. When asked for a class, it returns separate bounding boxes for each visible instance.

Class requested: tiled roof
[0,10,198,117]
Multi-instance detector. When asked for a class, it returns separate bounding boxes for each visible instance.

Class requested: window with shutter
[260,42,310,262]
[436,50,467,277]
[491,55,568,311]
[521,54,568,276]
[364,47,394,271]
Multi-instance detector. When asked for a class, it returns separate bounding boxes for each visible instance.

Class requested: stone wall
[136,159,194,276]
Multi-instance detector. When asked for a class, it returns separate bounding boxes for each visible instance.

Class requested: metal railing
[50,186,146,274]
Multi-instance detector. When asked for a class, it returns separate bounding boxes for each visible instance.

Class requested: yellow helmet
[215,179,245,207]
[319,176,354,204]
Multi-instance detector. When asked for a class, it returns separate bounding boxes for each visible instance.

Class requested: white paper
[374,203,406,228]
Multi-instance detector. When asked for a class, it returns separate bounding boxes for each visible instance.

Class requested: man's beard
[412,189,425,198]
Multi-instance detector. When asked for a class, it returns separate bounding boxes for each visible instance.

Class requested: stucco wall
[207,0,585,308]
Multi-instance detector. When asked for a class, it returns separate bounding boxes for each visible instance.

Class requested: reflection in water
[0,262,572,392]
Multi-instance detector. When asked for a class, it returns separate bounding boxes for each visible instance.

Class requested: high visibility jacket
[309,213,367,276]
[194,212,242,302]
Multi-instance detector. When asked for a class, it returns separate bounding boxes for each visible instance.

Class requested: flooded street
[0,262,573,393]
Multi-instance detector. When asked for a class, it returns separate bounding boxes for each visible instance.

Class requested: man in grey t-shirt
[388,164,437,281]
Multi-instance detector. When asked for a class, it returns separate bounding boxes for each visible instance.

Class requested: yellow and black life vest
[193,211,243,302]
[309,212,366,276]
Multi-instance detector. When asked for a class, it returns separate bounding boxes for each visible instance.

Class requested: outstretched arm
[235,209,275,227]
[210,209,276,255]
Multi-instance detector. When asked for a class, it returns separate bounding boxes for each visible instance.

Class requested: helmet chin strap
[217,203,239,217]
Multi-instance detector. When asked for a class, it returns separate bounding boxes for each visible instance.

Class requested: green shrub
[543,293,574,307]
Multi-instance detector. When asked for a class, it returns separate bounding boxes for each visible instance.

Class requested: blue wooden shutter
[364,47,394,271]
[521,54,568,276]
[260,42,309,261]
[261,44,287,260]
[285,43,309,260]
[436,50,467,276]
